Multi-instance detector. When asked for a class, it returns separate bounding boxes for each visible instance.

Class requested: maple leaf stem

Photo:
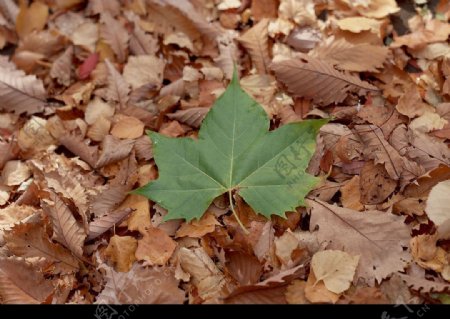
[228,190,249,235]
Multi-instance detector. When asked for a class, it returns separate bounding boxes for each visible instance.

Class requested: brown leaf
[129,23,159,56]
[42,191,86,258]
[88,208,133,241]
[5,222,79,274]
[226,251,262,286]
[271,54,378,106]
[359,161,397,205]
[285,280,309,304]
[304,269,340,304]
[396,86,435,119]
[91,184,130,218]
[59,133,99,168]
[95,135,135,168]
[340,176,364,211]
[104,235,137,272]
[237,19,270,74]
[100,12,129,63]
[308,199,411,284]
[123,55,165,90]
[225,286,287,304]
[0,66,46,115]
[135,226,177,265]
[96,263,185,304]
[87,0,120,16]
[0,257,53,304]
[50,46,73,87]
[397,273,449,293]
[166,107,210,129]
[311,37,388,72]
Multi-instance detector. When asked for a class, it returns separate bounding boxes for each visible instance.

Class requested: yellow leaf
[104,235,137,272]
[16,2,49,39]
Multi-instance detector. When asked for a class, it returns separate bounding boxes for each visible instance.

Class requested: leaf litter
[0,0,449,305]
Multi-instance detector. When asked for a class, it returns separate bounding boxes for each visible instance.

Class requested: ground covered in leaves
[0,0,450,305]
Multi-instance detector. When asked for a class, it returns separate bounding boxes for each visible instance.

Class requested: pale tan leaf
[4,222,79,274]
[311,37,388,72]
[95,135,135,168]
[85,97,115,125]
[308,199,412,284]
[350,0,399,19]
[87,116,111,142]
[237,19,270,74]
[0,0,18,27]
[271,55,378,106]
[336,17,383,35]
[0,257,53,304]
[111,115,144,139]
[215,31,239,80]
[100,12,129,63]
[178,247,227,300]
[1,160,30,186]
[50,46,73,86]
[426,180,450,227]
[104,59,130,108]
[96,263,185,304]
[104,235,137,272]
[0,66,46,115]
[88,208,133,241]
[135,226,177,265]
[71,21,98,52]
[42,191,86,258]
[123,55,165,90]
[119,194,151,233]
[166,107,210,129]
[311,250,359,294]
[86,0,120,16]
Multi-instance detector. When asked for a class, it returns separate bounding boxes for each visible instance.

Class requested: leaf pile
[0,0,449,305]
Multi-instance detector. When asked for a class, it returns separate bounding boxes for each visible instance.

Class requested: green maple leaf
[133,72,327,222]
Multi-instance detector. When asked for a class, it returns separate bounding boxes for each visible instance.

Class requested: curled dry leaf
[178,247,227,300]
[0,257,54,304]
[104,235,137,272]
[308,199,411,284]
[42,191,86,258]
[237,19,270,74]
[166,107,210,129]
[100,12,129,63]
[311,250,360,294]
[271,54,378,106]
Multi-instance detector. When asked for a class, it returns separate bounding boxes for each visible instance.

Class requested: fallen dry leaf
[104,235,137,272]
[135,226,177,266]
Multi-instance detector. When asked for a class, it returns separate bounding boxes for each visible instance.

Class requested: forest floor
[0,0,449,305]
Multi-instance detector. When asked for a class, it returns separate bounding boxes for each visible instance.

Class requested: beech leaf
[271,54,378,106]
[134,71,326,221]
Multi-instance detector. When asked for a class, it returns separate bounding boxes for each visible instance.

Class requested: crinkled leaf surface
[135,73,326,221]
